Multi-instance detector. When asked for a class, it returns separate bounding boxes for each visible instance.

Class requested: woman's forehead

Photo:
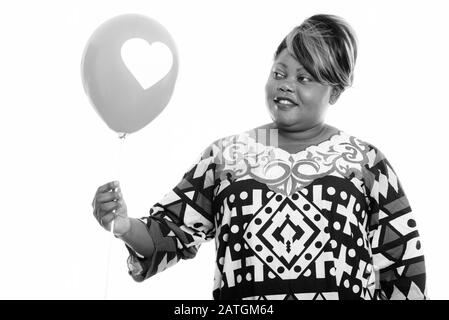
[274,52,307,72]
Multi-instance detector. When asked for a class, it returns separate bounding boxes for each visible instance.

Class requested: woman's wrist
[115,217,156,258]
[114,217,132,238]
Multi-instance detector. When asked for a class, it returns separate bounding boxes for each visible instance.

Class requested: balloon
[81,14,179,134]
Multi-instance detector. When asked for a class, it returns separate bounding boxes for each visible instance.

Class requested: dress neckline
[243,123,341,156]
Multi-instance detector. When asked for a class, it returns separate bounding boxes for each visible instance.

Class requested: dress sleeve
[125,140,219,282]
[363,146,427,300]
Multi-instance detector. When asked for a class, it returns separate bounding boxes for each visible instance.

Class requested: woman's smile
[274,101,299,111]
[273,96,299,110]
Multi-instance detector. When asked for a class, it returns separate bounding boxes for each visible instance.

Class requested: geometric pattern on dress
[212,178,377,300]
[244,191,329,279]
[307,178,375,300]
[363,148,427,300]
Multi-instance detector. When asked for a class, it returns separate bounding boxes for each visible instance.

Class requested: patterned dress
[124,125,427,300]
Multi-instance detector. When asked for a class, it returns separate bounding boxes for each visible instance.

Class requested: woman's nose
[278,83,294,93]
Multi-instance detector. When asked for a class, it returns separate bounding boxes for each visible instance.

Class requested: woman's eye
[297,76,312,83]
[273,71,285,79]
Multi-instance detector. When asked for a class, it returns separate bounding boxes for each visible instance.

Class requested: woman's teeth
[278,99,295,105]
[274,98,297,108]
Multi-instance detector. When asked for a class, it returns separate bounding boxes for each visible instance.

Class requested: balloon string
[104,132,127,300]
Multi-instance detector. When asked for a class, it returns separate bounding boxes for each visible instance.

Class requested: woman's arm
[121,140,220,282]
[364,146,427,299]
[116,217,155,258]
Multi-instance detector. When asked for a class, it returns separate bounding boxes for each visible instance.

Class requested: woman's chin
[271,110,300,126]
[267,105,301,127]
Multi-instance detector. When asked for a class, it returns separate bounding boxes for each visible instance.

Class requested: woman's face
[265,49,338,131]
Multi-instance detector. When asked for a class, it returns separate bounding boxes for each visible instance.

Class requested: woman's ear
[329,87,342,105]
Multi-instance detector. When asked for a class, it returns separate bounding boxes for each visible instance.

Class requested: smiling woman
[266,50,336,132]
[92,13,428,300]
[265,14,357,136]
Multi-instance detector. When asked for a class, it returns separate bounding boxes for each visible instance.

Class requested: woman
[92,14,427,300]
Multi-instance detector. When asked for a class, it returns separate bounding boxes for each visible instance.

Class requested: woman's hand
[92,181,130,236]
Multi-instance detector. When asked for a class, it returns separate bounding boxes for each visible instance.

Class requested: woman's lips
[273,96,299,110]
[274,100,299,110]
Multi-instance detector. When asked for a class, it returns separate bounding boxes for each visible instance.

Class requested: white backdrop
[0,0,448,299]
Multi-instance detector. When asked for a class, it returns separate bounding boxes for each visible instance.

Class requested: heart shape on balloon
[121,38,173,90]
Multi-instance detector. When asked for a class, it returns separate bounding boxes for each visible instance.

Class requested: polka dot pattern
[408,219,416,228]
[333,222,341,230]
[237,275,242,283]
[348,249,356,258]
[330,240,337,249]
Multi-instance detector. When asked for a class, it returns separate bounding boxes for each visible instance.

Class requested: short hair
[274,14,358,92]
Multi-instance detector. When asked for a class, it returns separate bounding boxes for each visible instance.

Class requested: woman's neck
[272,122,327,143]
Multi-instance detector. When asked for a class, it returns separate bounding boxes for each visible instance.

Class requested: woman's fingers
[99,201,120,212]
[93,182,127,231]
[93,181,119,207]
[97,181,119,193]
[96,190,122,203]
[100,212,116,227]
[114,199,127,216]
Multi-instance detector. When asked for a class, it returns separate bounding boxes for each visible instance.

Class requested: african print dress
[124,127,427,300]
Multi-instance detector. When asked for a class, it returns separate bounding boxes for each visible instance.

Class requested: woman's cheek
[298,89,316,105]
